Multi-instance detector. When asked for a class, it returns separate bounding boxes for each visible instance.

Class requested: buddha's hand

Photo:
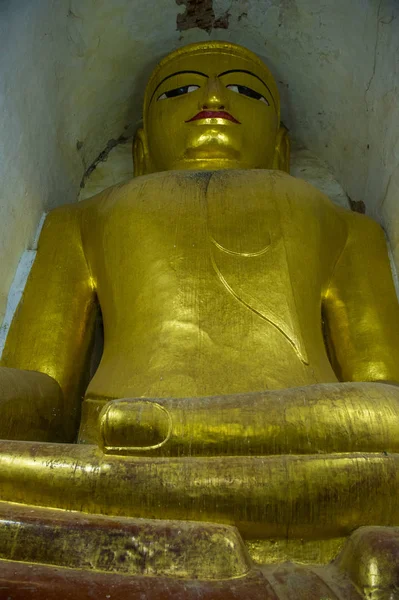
[98,399,172,455]
[96,384,399,457]
[0,367,64,442]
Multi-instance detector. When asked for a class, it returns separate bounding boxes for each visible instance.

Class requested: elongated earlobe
[272,124,290,173]
[133,128,150,177]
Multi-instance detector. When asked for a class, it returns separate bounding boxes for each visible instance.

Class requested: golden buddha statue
[1,41,399,597]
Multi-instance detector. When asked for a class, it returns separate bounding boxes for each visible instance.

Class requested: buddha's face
[138,47,282,173]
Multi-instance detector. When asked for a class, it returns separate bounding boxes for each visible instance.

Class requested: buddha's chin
[172,145,245,171]
[172,158,242,171]
[171,157,269,172]
[184,143,240,159]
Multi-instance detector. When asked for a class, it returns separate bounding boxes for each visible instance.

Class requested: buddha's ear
[272,123,290,173]
[133,127,150,177]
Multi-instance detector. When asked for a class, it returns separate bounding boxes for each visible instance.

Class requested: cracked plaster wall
[0,0,398,323]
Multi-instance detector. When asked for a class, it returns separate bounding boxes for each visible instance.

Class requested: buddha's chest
[96,171,298,265]
[89,171,331,364]
[93,172,327,304]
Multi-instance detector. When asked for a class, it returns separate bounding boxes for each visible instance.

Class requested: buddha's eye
[158,85,200,100]
[226,84,269,105]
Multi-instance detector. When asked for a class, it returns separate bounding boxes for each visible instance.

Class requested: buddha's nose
[200,77,227,110]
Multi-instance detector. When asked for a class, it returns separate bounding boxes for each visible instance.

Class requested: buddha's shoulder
[50,170,373,228]
[74,169,346,209]
[336,204,386,244]
[74,171,205,213]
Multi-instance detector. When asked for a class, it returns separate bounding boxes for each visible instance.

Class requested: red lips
[185,110,241,124]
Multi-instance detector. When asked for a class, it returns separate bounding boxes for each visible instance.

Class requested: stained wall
[1,0,398,324]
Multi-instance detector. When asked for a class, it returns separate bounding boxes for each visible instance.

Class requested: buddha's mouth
[186,111,241,124]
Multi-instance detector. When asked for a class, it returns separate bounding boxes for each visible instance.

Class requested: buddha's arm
[0,205,97,441]
[323,213,399,383]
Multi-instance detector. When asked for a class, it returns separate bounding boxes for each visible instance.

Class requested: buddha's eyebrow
[218,69,276,110]
[150,70,209,104]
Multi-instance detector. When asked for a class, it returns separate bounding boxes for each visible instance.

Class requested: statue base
[0,502,398,599]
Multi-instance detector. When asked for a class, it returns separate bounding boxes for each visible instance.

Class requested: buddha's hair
[143,41,280,123]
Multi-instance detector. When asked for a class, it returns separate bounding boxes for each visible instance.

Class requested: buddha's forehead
[152,50,265,81]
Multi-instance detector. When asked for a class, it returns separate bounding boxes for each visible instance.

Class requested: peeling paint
[348,197,366,214]
[176,0,229,33]
[80,135,130,190]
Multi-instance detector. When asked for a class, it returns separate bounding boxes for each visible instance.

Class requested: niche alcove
[1,2,399,596]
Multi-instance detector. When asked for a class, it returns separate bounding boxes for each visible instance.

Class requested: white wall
[0,2,81,321]
[1,0,398,324]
